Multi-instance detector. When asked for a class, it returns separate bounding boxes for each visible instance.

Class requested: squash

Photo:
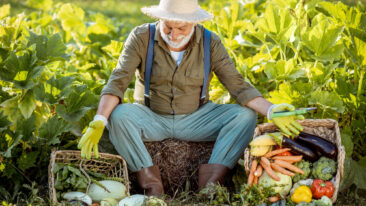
[118,195,147,206]
[87,180,127,202]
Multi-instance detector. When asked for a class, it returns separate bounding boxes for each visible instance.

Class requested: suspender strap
[200,28,211,106]
[144,23,156,107]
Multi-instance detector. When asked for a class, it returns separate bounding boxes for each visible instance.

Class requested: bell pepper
[291,185,312,203]
[311,178,334,199]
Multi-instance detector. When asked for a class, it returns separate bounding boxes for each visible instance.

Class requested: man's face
[160,20,195,50]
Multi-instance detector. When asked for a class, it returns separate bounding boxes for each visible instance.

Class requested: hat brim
[141,6,214,23]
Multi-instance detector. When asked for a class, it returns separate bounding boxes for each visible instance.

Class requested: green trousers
[104,103,257,172]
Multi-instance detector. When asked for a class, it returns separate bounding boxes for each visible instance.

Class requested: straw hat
[141,0,214,23]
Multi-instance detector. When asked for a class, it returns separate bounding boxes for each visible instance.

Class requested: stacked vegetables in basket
[248,132,338,206]
[53,163,166,206]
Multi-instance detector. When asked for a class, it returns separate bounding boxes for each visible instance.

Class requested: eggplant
[282,137,319,162]
[296,132,337,159]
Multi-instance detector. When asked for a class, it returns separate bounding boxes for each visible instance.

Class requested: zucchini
[296,132,337,159]
[282,137,319,162]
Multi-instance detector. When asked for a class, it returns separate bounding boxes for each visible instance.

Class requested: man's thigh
[108,103,172,141]
[173,103,255,141]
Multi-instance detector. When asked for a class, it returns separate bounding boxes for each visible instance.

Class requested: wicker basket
[244,119,345,203]
[48,150,130,204]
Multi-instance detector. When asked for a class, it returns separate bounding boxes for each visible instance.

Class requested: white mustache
[160,25,195,49]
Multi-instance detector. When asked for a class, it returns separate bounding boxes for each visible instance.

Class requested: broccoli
[311,196,333,206]
[296,202,315,206]
[312,157,337,181]
[292,160,311,182]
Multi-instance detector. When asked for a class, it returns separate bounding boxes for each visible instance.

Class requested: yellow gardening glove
[271,103,304,137]
[78,120,105,159]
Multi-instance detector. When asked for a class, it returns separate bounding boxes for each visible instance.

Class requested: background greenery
[0,0,365,205]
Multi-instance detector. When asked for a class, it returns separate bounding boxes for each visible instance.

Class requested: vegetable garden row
[0,0,365,205]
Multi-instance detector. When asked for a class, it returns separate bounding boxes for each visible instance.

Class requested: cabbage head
[258,171,292,197]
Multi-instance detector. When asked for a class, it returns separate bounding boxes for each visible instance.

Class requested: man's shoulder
[199,24,221,44]
[131,23,150,37]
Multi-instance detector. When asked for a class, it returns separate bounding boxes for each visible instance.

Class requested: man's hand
[271,103,304,137]
[78,120,105,159]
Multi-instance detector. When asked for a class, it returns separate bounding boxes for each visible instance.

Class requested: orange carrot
[274,159,304,174]
[272,155,303,162]
[253,176,258,185]
[247,159,258,185]
[260,157,280,181]
[254,165,263,177]
[271,162,295,176]
[260,157,271,168]
[264,148,291,158]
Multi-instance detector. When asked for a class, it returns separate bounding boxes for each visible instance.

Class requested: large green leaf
[26,0,53,10]
[27,31,67,61]
[354,36,366,66]
[2,134,23,158]
[86,13,115,42]
[57,3,85,35]
[0,4,10,19]
[340,157,366,190]
[33,76,74,104]
[256,3,295,43]
[55,85,98,122]
[18,115,37,142]
[0,96,22,122]
[39,116,74,145]
[17,151,39,171]
[341,127,354,157]
[267,83,304,105]
[0,111,11,132]
[0,51,43,89]
[307,62,337,87]
[309,90,345,113]
[301,13,344,61]
[18,90,37,119]
[0,23,16,49]
[102,40,124,58]
[263,59,306,81]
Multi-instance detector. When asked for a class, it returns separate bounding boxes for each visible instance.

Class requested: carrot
[264,148,291,158]
[274,159,304,174]
[260,157,271,168]
[253,176,258,185]
[268,195,280,203]
[260,157,280,181]
[271,162,295,176]
[272,155,303,162]
[247,159,258,185]
[254,165,263,177]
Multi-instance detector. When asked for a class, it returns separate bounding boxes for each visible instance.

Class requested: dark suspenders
[144,23,211,108]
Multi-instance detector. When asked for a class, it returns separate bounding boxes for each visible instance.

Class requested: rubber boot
[136,165,164,197]
[198,163,229,191]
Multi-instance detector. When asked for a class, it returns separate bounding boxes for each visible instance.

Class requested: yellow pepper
[291,185,312,203]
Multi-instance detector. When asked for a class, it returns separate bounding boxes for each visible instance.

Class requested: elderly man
[78,0,303,197]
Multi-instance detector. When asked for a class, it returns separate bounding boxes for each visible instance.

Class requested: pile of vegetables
[53,163,166,206]
[248,132,338,205]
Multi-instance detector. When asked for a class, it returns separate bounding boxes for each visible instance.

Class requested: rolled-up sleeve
[210,33,262,106]
[101,26,145,102]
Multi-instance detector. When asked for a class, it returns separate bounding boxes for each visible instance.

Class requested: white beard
[160,24,195,49]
